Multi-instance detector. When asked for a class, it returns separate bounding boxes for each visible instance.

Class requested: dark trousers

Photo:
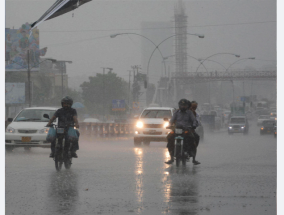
[166,132,194,157]
[51,130,80,153]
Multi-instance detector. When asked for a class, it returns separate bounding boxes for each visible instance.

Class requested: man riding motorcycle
[165,99,199,165]
[46,96,80,158]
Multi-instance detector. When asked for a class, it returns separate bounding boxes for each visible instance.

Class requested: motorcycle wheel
[64,158,72,169]
[175,144,181,167]
[54,150,63,171]
[182,151,186,166]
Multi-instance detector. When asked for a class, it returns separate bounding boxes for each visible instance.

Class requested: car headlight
[228,126,232,129]
[39,128,50,134]
[136,121,143,128]
[164,121,169,128]
[6,127,15,133]
[241,126,245,129]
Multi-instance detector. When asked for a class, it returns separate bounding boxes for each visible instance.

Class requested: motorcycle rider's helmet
[61,96,73,108]
[178,99,189,112]
[187,99,192,109]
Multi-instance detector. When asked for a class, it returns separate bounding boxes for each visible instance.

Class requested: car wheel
[5,146,13,152]
[143,141,150,146]
[134,138,141,146]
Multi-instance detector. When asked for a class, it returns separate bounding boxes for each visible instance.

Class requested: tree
[80,71,129,116]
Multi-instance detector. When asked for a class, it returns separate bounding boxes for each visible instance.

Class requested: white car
[5,107,58,151]
[134,107,175,146]
[257,115,271,126]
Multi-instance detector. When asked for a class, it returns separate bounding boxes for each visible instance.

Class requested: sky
[5,0,277,89]
[2,0,283,212]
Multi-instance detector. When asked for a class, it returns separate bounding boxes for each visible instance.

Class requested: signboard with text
[112,100,126,111]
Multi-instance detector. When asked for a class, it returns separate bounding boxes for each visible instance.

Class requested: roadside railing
[79,122,134,138]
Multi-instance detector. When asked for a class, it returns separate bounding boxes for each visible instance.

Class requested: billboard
[5,23,47,71]
[5,83,25,104]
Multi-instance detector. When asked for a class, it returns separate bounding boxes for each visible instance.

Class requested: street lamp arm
[111,32,166,73]
[225,57,255,72]
[195,52,240,73]
[147,33,204,76]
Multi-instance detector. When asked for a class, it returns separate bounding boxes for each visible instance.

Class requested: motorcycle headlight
[39,128,49,134]
[164,121,169,128]
[6,127,15,133]
[136,121,143,128]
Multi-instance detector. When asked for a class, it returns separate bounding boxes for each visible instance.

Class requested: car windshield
[263,121,274,126]
[15,109,56,122]
[230,118,245,123]
[141,110,171,119]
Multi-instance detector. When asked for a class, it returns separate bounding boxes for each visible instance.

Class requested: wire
[40,20,276,33]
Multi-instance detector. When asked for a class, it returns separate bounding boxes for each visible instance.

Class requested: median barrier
[79,122,134,138]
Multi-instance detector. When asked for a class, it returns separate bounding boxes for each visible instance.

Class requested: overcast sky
[5,0,277,85]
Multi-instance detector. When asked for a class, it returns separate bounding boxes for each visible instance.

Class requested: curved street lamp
[146,33,204,87]
[195,53,240,73]
[225,57,255,102]
[110,33,167,75]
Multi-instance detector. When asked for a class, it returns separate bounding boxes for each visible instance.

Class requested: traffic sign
[112,100,126,111]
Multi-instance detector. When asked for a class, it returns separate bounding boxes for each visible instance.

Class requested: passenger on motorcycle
[189,101,201,165]
[165,99,198,165]
[46,96,80,158]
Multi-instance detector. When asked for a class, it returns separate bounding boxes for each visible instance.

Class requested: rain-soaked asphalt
[6,123,276,215]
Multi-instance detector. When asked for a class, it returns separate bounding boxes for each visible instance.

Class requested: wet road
[6,123,276,215]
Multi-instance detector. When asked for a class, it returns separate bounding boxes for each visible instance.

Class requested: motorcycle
[44,114,76,171]
[165,121,191,167]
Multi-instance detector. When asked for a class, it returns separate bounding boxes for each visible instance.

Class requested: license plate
[57,128,64,134]
[175,129,183,134]
[22,137,31,142]
[150,130,156,134]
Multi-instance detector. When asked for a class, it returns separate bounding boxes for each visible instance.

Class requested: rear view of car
[5,107,58,151]
[134,107,174,146]
[257,115,270,126]
[260,120,275,135]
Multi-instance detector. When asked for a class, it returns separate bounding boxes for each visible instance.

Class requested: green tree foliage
[80,71,129,116]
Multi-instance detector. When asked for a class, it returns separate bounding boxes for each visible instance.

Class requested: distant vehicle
[257,115,271,126]
[228,115,249,135]
[260,120,275,135]
[5,107,58,152]
[269,112,277,120]
[83,118,100,123]
[255,108,270,117]
[134,107,175,146]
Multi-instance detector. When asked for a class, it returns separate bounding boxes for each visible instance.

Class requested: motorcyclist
[46,96,80,158]
[165,99,197,165]
[189,101,201,165]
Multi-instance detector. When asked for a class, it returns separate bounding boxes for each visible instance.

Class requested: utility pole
[55,60,72,98]
[128,70,131,110]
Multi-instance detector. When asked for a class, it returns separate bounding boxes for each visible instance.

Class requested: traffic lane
[5,128,276,215]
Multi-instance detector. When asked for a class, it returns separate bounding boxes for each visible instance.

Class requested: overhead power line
[40,20,276,33]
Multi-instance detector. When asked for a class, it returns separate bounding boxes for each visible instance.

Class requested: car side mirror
[7,118,13,122]
[163,118,169,121]
[43,114,50,119]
